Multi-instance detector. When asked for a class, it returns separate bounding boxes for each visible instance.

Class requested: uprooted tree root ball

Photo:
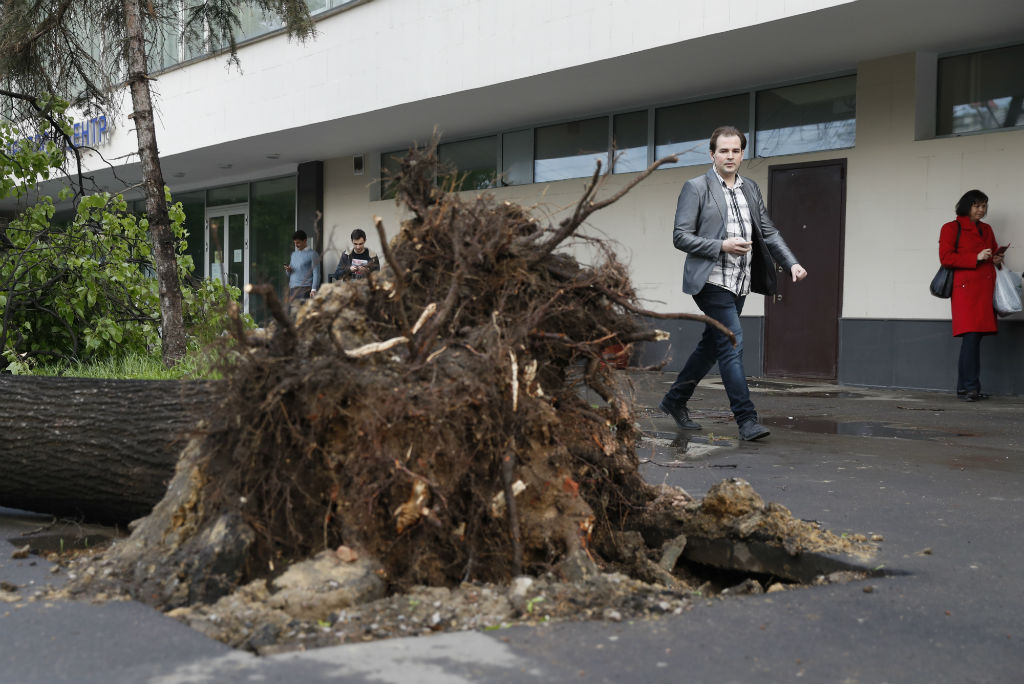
[65,146,877,625]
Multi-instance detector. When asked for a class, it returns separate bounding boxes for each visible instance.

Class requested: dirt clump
[55,145,879,651]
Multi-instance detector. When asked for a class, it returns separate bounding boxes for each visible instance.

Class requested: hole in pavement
[6,519,124,556]
[674,537,904,594]
[8,533,116,554]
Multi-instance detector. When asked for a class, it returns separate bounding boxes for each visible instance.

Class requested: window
[438,136,498,191]
[234,5,284,43]
[612,111,648,173]
[249,177,296,325]
[534,117,608,182]
[937,44,1024,136]
[755,76,856,157]
[148,0,366,70]
[183,0,209,62]
[379,149,406,200]
[175,191,206,285]
[206,183,249,206]
[145,12,181,72]
[501,129,533,186]
[655,94,749,167]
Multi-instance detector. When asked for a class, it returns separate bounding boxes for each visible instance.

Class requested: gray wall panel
[840,318,1024,395]
[638,316,1024,395]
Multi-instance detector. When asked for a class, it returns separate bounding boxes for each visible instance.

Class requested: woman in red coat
[938,189,1004,401]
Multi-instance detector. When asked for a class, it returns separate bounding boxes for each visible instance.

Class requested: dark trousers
[287,286,312,317]
[662,283,757,426]
[956,332,984,394]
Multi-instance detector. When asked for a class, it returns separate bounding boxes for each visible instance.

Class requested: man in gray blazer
[659,126,807,441]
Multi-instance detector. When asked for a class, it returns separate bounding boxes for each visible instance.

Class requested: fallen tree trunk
[0,376,215,525]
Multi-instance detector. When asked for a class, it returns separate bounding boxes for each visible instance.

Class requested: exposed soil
[163,569,873,656]
[35,476,879,656]
[31,538,875,657]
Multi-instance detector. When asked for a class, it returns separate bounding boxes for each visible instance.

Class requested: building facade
[5,0,1024,392]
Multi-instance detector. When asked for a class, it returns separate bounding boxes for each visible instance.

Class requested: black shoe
[958,390,990,400]
[659,400,701,430]
[738,420,770,441]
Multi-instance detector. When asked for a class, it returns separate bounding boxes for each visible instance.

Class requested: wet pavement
[2,370,1023,683]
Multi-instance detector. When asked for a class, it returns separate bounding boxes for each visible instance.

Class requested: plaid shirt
[707,169,752,295]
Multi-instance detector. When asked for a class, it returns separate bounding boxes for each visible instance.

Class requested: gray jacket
[673,169,798,295]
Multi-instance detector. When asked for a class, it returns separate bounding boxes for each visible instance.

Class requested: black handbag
[929,266,955,298]
[929,225,961,299]
[750,223,778,296]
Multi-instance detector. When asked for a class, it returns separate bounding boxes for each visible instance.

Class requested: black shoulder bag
[929,225,961,299]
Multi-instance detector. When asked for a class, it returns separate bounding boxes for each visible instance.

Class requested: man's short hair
[709,126,747,153]
[292,229,307,241]
[955,189,989,217]
[351,228,367,241]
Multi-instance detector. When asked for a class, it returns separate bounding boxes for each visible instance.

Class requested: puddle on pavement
[762,417,958,441]
[639,431,738,466]
[746,380,814,390]
[646,431,736,448]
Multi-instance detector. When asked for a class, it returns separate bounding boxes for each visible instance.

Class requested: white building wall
[77,0,854,170]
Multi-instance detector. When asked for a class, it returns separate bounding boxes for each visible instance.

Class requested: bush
[1,101,249,374]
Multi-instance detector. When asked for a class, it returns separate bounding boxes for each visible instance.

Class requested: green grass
[30,347,225,380]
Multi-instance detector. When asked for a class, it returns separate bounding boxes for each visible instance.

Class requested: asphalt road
[2,371,1022,683]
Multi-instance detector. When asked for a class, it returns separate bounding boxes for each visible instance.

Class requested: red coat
[939,216,998,337]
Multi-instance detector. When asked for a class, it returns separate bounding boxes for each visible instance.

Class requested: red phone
[996,244,1009,255]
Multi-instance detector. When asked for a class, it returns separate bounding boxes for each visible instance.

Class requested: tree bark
[0,376,215,524]
[124,0,187,366]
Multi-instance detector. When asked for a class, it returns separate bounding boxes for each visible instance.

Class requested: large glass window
[175,190,206,285]
[250,177,296,326]
[379,149,406,200]
[501,129,533,186]
[612,111,648,173]
[150,0,363,70]
[534,117,608,182]
[937,44,1024,136]
[755,75,856,157]
[234,5,284,43]
[438,136,498,191]
[207,183,249,206]
[149,14,180,72]
[655,94,749,167]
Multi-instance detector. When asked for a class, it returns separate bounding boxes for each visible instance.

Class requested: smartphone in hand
[995,244,1010,256]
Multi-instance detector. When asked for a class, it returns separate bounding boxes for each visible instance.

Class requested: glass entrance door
[205,204,249,312]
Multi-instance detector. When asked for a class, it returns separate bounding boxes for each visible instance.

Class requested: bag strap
[954,224,961,252]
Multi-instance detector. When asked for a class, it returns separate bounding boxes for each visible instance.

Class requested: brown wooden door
[764,160,846,379]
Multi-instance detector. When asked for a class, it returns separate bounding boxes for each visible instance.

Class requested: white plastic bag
[993,267,1023,317]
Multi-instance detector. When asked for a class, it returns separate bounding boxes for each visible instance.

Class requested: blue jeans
[662,284,757,426]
